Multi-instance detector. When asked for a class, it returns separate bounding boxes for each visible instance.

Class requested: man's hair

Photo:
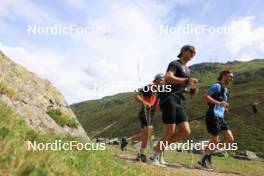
[177,45,195,58]
[217,70,233,81]
[153,73,164,81]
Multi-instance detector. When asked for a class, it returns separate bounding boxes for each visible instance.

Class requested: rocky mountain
[0,50,88,139]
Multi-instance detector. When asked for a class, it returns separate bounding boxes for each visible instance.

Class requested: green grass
[1,101,264,175]
[46,108,79,128]
[164,150,264,176]
[0,102,194,176]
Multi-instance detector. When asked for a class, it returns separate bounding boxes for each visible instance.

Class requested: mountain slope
[0,50,88,139]
[0,101,194,176]
[72,59,264,156]
[2,101,264,176]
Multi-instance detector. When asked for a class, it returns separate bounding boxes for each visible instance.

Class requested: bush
[46,108,78,128]
[21,166,48,176]
[0,127,11,139]
[0,81,16,99]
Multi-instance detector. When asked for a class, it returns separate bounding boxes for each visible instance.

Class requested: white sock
[153,151,161,159]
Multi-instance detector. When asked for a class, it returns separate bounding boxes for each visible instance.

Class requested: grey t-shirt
[166,59,191,94]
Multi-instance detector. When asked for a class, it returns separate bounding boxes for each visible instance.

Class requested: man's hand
[188,77,198,85]
[219,101,229,108]
[144,102,151,109]
[190,88,199,96]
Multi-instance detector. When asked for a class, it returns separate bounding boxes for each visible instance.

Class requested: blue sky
[0,0,264,103]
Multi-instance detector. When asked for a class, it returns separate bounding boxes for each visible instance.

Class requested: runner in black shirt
[150,45,199,165]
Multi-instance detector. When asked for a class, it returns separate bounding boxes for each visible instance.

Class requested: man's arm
[135,93,151,108]
[184,88,199,96]
[165,71,187,84]
[202,93,229,108]
[165,71,198,85]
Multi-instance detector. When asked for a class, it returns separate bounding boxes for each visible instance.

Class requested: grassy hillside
[71,59,264,156]
[2,101,264,176]
[0,101,192,176]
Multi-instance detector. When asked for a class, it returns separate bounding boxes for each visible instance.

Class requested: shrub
[0,81,16,99]
[46,108,78,128]
[0,127,11,139]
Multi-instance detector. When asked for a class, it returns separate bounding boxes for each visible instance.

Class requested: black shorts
[138,106,155,128]
[206,110,230,136]
[160,94,188,124]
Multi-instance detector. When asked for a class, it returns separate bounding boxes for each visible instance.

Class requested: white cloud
[225,16,264,56]
[0,0,55,24]
[1,1,264,104]
[0,43,93,103]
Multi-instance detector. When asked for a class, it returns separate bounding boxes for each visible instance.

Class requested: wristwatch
[185,77,190,85]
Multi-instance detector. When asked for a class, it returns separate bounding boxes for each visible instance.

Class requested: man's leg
[200,130,234,166]
[204,134,219,155]
[149,124,175,165]
[135,126,153,162]
[154,124,176,154]
[121,115,144,151]
[129,133,142,143]
[140,126,153,152]
[213,130,234,149]
[168,122,191,144]
[221,130,234,144]
[152,122,190,165]
[123,130,143,149]
[204,120,233,164]
[198,134,219,168]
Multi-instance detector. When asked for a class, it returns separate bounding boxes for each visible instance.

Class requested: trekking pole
[137,57,153,143]
[144,97,153,144]
[190,100,263,122]
[227,101,260,113]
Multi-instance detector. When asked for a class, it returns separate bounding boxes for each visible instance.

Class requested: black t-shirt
[166,60,191,94]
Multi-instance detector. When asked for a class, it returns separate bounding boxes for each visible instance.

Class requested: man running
[150,45,199,165]
[121,73,164,162]
[198,70,234,169]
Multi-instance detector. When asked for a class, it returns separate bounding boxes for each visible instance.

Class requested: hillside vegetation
[0,101,190,176]
[1,101,264,176]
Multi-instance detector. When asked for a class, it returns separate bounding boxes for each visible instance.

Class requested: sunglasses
[227,74,234,79]
[187,49,196,54]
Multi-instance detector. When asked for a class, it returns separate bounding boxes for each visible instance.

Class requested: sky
[0,0,264,103]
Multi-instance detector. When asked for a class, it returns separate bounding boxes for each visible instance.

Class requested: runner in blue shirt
[198,70,234,169]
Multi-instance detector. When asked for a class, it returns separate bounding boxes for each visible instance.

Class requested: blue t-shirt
[207,83,228,118]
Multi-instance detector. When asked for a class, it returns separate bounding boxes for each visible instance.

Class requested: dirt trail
[116,153,239,176]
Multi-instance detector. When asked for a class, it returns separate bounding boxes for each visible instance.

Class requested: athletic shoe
[136,153,147,162]
[149,154,162,166]
[120,137,128,151]
[197,161,207,168]
[140,154,147,162]
[197,161,213,171]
